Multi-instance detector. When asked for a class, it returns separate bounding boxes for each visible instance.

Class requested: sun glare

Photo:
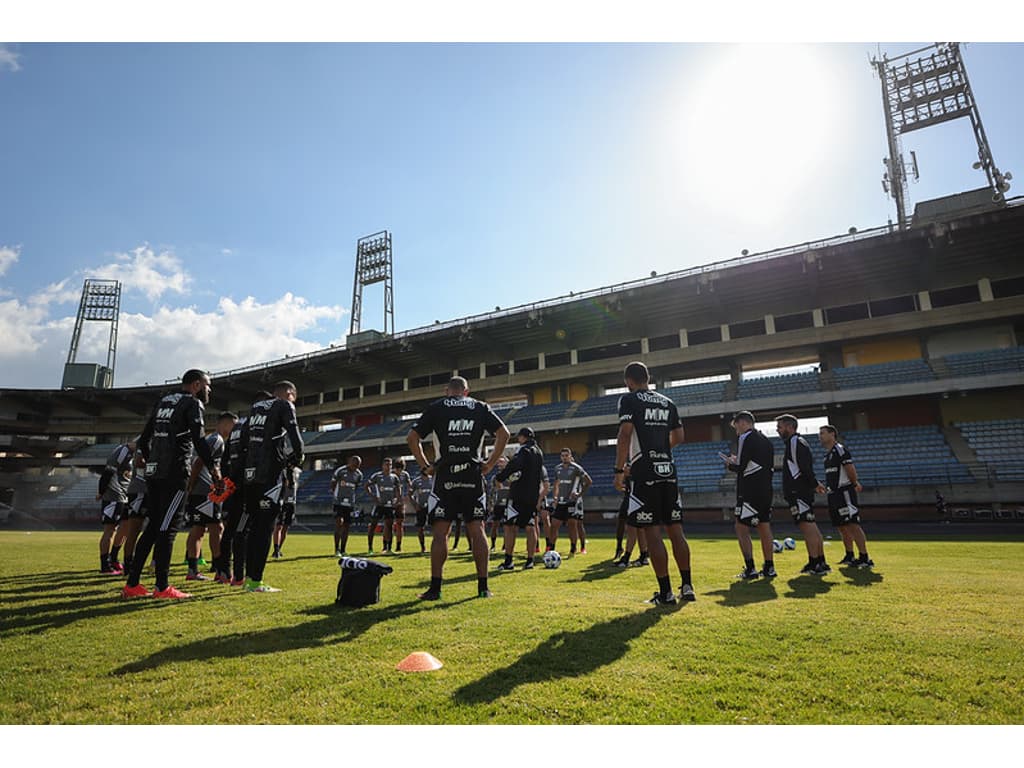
[673,45,845,223]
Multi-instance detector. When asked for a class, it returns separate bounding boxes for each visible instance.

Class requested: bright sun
[673,44,846,224]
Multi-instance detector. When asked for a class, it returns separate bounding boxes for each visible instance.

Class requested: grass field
[1,527,1023,725]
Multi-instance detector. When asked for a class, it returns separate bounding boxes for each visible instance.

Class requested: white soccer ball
[783,537,796,550]
[772,539,783,553]
[542,550,562,569]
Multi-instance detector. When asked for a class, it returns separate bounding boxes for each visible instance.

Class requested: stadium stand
[505,401,575,425]
[662,380,729,407]
[839,426,974,487]
[832,359,936,389]
[943,347,1024,379]
[738,371,820,400]
[956,419,1024,482]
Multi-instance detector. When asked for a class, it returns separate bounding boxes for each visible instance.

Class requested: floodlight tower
[348,231,394,344]
[872,42,1012,230]
[62,279,121,389]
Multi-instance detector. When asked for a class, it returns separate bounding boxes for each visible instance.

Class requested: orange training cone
[396,652,443,672]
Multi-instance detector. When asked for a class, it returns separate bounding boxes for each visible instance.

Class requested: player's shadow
[0,570,110,596]
[1,592,166,637]
[578,560,632,583]
[454,607,676,705]
[838,566,884,587]
[111,597,468,675]
[705,579,779,607]
[782,575,834,599]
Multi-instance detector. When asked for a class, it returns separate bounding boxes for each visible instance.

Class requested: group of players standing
[97,361,873,605]
[327,437,594,569]
[98,370,306,598]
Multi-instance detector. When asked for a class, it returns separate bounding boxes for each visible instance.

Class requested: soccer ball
[542,550,562,569]
[772,539,784,553]
[783,537,797,550]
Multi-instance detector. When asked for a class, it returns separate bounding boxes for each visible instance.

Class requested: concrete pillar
[538,352,546,371]
[812,309,825,328]
[479,362,487,379]
[380,380,386,396]
[979,278,994,302]
[509,359,515,375]
[720,324,731,342]
[358,385,365,399]
[679,329,689,348]
[403,378,409,392]
[918,291,932,311]
[570,349,578,365]
[765,314,776,335]
[640,337,650,354]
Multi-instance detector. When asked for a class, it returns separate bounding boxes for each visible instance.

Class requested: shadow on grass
[704,578,779,607]
[837,565,884,587]
[111,596,472,675]
[577,558,635,583]
[454,606,678,704]
[781,575,834,599]
[1,591,169,636]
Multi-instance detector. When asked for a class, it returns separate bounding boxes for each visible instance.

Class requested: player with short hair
[615,361,694,604]
[97,441,135,574]
[724,410,777,580]
[242,380,305,593]
[549,447,592,556]
[365,457,401,554]
[122,369,220,599]
[406,376,509,600]
[776,414,829,575]
[818,425,874,568]
[330,454,363,557]
[495,427,545,571]
[215,395,264,585]
[184,411,237,580]
[119,451,148,575]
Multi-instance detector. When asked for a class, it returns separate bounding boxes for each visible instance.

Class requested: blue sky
[1,40,1022,388]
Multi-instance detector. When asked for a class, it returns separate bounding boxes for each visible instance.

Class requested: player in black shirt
[407,376,509,600]
[776,414,829,575]
[242,380,305,592]
[614,362,694,604]
[122,369,219,599]
[723,410,777,580]
[97,441,135,574]
[817,425,873,568]
[495,427,545,571]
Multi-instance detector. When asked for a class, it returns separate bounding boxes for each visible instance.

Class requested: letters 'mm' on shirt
[617,389,681,484]
[409,396,505,482]
[139,391,216,484]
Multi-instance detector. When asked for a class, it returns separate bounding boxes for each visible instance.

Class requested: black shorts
[414,505,429,528]
[125,493,147,519]
[787,494,816,523]
[334,503,355,523]
[428,483,487,525]
[828,488,861,526]
[277,502,296,527]
[503,498,537,529]
[618,496,630,521]
[553,501,584,522]
[734,496,772,527]
[100,500,125,526]
[490,504,506,523]
[373,505,401,520]
[185,495,223,527]
[626,482,682,528]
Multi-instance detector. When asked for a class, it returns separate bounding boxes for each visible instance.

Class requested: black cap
[732,410,755,424]
[517,427,535,439]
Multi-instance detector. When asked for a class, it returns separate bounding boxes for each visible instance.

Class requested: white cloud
[0,45,21,73]
[90,245,192,302]
[0,245,19,276]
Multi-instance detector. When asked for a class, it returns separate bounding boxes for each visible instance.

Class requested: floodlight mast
[349,231,394,338]
[872,42,1012,229]
[64,278,121,388]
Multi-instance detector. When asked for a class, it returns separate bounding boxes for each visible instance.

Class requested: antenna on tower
[62,278,121,389]
[870,42,1011,228]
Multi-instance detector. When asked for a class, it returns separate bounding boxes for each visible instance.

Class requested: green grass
[1,529,1022,724]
